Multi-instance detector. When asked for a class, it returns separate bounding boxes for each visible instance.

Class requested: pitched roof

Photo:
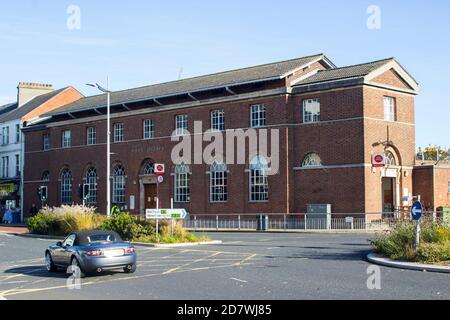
[0,102,17,116]
[47,53,330,116]
[0,88,67,123]
[295,58,394,86]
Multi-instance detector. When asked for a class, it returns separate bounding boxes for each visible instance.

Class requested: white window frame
[60,169,72,204]
[1,156,9,178]
[143,119,155,140]
[384,96,396,122]
[112,165,126,204]
[250,104,266,128]
[210,161,228,203]
[87,127,96,145]
[85,167,98,204]
[175,115,188,136]
[15,124,20,143]
[303,98,321,123]
[302,153,323,167]
[15,154,20,177]
[211,110,225,131]
[43,134,50,151]
[174,163,190,203]
[249,155,269,202]
[2,127,9,145]
[62,130,71,148]
[114,123,124,143]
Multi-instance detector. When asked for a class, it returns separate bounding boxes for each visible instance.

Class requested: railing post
[304,214,307,231]
[283,214,286,230]
[238,215,241,231]
[216,215,219,230]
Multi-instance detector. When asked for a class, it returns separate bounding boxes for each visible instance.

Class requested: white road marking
[230,277,248,283]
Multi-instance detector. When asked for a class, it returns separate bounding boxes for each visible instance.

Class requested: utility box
[306,204,332,230]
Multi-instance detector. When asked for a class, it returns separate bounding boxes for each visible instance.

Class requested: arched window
[60,169,72,204]
[302,153,322,167]
[85,167,97,204]
[112,165,125,204]
[143,163,155,175]
[42,171,50,182]
[385,151,397,166]
[174,163,190,203]
[210,161,227,202]
[249,155,269,202]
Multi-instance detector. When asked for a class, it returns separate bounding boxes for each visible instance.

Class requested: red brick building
[22,54,421,220]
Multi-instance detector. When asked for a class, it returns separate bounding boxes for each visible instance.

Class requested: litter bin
[256,215,269,231]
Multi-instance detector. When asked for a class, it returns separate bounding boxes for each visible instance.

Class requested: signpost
[411,201,423,251]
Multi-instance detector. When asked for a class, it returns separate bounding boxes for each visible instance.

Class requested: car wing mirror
[56,241,63,247]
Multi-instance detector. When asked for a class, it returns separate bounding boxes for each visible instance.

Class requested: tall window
[303,98,320,123]
[174,163,190,202]
[15,124,20,143]
[87,127,96,145]
[114,123,124,142]
[1,156,9,178]
[112,165,125,204]
[43,134,50,150]
[2,127,9,145]
[62,130,71,148]
[143,119,154,139]
[60,169,72,204]
[85,167,98,204]
[249,155,269,202]
[15,154,20,177]
[302,153,323,167]
[175,115,188,135]
[210,161,227,202]
[250,104,266,128]
[143,163,155,175]
[384,96,396,121]
[211,110,225,131]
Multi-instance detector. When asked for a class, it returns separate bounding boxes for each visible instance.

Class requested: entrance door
[382,178,395,214]
[144,184,157,209]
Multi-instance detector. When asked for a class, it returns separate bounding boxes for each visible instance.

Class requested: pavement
[0,231,449,300]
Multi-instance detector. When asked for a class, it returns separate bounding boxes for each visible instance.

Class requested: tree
[416,146,449,161]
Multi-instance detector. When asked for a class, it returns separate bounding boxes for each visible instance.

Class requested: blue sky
[0,0,448,148]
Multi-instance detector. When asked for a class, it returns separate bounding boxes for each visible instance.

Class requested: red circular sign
[374,155,383,163]
[156,165,164,171]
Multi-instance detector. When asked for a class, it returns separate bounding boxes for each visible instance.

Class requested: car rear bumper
[80,254,137,273]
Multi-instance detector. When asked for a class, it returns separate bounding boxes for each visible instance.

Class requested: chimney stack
[17,82,54,107]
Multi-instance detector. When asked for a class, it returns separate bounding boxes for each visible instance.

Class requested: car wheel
[45,252,57,272]
[124,264,137,274]
[70,257,86,278]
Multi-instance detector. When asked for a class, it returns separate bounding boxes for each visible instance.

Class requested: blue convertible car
[45,230,137,278]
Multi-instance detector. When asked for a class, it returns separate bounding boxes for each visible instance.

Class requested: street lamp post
[86,78,112,218]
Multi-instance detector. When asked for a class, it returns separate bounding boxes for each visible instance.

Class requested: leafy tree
[416,146,449,161]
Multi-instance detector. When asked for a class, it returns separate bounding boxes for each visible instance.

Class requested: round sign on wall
[154,163,165,175]
[372,153,386,168]
[157,175,164,183]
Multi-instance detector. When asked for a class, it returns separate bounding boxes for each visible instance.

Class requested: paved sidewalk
[0,225,29,234]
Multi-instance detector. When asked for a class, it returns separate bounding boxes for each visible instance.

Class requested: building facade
[0,83,83,217]
[22,54,420,220]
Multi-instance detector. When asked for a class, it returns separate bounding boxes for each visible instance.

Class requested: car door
[54,234,76,267]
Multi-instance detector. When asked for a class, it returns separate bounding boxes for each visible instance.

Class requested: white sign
[146,208,189,220]
[345,217,354,224]
[130,195,135,210]
[157,175,164,183]
[154,163,165,175]
[372,154,386,168]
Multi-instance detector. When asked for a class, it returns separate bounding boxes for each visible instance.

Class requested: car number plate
[104,249,124,257]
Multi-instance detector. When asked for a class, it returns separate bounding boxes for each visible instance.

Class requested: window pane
[303,99,320,123]
[384,97,395,121]
[250,104,266,128]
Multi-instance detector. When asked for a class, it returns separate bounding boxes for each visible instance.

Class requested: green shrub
[371,221,450,263]
[98,212,154,241]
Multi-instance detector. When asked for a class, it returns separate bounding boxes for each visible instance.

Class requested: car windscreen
[86,233,119,244]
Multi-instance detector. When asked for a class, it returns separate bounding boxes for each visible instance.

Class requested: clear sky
[0,0,448,148]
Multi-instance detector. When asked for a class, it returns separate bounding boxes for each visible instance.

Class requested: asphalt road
[0,231,449,300]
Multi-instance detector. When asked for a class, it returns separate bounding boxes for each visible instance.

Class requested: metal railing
[183,212,448,232]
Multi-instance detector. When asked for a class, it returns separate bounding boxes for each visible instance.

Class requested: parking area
[0,232,449,300]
